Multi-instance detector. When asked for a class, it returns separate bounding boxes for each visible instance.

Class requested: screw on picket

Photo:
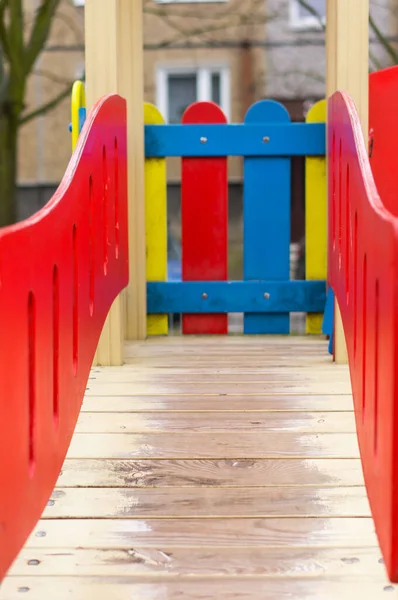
[202,293,208,300]
[263,136,270,143]
[200,137,208,144]
[263,293,270,300]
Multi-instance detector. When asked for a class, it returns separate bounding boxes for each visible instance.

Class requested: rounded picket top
[182,101,227,125]
[306,98,326,124]
[244,99,290,124]
[144,102,165,125]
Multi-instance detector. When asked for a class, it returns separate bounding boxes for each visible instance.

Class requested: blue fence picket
[243,100,291,334]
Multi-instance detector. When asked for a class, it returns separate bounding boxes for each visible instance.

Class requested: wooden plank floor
[1,336,396,599]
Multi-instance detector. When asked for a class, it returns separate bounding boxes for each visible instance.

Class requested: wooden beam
[85,0,146,365]
[326,0,369,364]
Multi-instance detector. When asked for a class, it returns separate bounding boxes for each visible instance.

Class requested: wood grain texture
[26,517,379,549]
[9,546,384,577]
[4,336,386,597]
[43,487,371,519]
[75,412,356,433]
[85,382,351,395]
[89,370,350,383]
[67,432,360,459]
[58,458,364,488]
[82,395,354,412]
[1,577,395,600]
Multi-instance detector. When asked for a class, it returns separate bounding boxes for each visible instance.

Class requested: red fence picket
[0,94,129,581]
[181,101,228,335]
[328,90,398,581]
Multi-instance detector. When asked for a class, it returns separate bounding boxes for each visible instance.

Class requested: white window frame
[156,64,231,123]
[289,0,326,31]
[73,0,85,6]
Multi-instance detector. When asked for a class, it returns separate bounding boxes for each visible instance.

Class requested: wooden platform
[1,336,395,599]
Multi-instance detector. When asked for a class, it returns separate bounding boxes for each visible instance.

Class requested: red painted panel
[328,91,398,581]
[0,94,129,581]
[181,102,228,335]
[369,66,398,217]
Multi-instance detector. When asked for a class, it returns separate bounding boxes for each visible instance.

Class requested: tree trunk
[0,114,18,228]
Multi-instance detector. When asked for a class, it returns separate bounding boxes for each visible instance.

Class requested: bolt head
[263,292,270,300]
[200,137,208,144]
[202,292,208,300]
[263,136,270,143]
[35,531,46,537]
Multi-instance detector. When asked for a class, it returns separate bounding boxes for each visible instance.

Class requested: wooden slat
[9,546,384,578]
[82,395,354,412]
[25,517,380,549]
[243,101,291,334]
[144,102,168,336]
[181,102,228,335]
[67,432,360,459]
[1,577,394,600]
[124,358,338,367]
[58,458,364,488]
[4,335,375,598]
[89,370,349,383]
[75,412,356,433]
[43,487,370,519]
[68,432,359,458]
[85,382,351,395]
[91,365,349,375]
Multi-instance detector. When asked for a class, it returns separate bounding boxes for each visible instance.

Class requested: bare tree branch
[19,81,72,125]
[24,0,62,74]
[0,1,14,68]
[33,67,74,86]
[53,9,84,45]
[296,0,325,30]
[369,13,398,64]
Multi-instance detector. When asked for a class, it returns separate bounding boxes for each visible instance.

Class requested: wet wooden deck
[1,336,395,599]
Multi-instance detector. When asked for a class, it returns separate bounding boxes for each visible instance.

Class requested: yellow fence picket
[71,81,86,153]
[144,103,168,335]
[305,99,327,334]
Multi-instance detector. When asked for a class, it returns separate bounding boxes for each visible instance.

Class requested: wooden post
[326,0,369,364]
[85,0,146,365]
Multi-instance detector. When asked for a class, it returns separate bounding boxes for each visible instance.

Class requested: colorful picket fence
[145,99,327,335]
[69,82,328,336]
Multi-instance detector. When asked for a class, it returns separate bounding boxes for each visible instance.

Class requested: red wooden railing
[369,66,398,219]
[0,94,129,581]
[328,90,398,581]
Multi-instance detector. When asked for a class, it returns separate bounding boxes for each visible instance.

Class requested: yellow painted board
[305,99,327,335]
[71,80,86,153]
[144,103,168,336]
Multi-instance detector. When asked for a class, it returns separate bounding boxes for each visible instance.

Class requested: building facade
[18,0,267,206]
[265,0,397,104]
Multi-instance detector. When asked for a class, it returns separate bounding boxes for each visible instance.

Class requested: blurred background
[1,0,397,296]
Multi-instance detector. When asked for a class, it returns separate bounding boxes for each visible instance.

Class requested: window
[156,65,230,123]
[289,0,326,30]
[73,0,85,5]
